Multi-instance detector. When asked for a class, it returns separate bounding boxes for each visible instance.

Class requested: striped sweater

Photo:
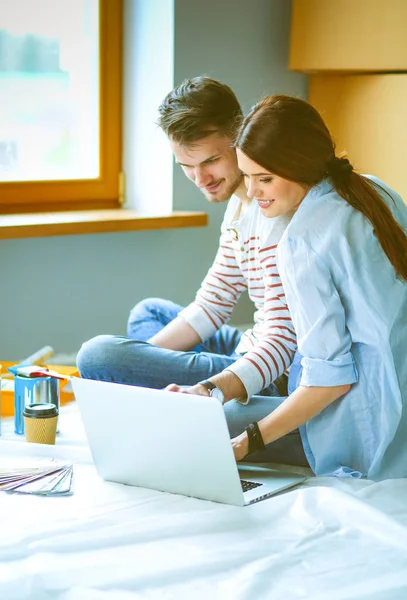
[180,196,297,400]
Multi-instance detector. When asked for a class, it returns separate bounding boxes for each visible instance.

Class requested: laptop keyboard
[240,479,263,493]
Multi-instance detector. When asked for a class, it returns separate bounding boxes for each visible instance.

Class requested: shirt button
[240,246,244,252]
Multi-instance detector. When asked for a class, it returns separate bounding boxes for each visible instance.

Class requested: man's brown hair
[157,76,243,144]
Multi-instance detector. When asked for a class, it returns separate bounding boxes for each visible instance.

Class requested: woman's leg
[223,395,309,467]
[76,334,242,390]
[127,297,243,355]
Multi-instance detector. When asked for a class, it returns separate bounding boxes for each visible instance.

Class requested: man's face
[170,132,243,202]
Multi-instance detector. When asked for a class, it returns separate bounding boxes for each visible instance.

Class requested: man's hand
[166,370,246,404]
[164,383,210,396]
[231,431,249,462]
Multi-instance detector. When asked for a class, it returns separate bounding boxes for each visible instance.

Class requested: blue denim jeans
[77,298,308,467]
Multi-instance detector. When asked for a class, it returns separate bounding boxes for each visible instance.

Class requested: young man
[77,77,303,465]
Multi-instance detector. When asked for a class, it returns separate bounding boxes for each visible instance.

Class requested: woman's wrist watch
[245,422,266,454]
[198,380,225,405]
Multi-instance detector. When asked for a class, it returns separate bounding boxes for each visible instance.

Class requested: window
[0,0,122,213]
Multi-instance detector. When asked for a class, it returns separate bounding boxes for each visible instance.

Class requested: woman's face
[237,149,309,218]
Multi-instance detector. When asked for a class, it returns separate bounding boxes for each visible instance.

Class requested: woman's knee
[223,400,249,438]
[223,395,284,438]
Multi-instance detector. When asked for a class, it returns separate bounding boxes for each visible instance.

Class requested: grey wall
[0,0,306,361]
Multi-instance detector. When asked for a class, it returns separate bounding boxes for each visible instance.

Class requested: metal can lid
[23,403,59,418]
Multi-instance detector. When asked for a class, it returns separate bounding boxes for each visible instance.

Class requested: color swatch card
[0,460,74,495]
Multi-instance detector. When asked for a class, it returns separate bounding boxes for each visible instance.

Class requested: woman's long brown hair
[236,95,407,281]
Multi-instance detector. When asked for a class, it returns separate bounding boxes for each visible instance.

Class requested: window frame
[0,0,123,214]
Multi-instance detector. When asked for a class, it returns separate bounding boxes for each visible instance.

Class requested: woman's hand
[231,431,249,462]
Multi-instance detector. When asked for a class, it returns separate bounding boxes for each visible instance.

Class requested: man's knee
[127,297,167,329]
[127,297,183,338]
[76,334,119,376]
[128,297,163,318]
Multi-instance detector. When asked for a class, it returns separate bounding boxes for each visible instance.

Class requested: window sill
[0,209,208,240]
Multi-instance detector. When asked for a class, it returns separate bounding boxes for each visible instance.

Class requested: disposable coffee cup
[14,374,60,435]
[23,403,59,445]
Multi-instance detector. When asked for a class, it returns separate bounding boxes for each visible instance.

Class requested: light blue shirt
[277,176,407,479]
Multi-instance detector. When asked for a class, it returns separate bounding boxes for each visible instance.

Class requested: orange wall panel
[290,0,407,72]
[309,74,407,202]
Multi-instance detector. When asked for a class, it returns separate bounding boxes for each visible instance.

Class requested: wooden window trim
[0,1,209,239]
[0,0,123,213]
[0,210,208,240]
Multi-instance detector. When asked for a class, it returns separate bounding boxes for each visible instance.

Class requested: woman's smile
[257,198,274,209]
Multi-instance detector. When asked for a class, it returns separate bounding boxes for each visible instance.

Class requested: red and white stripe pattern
[180,198,297,399]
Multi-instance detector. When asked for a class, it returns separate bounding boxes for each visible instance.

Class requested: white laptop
[71,377,306,506]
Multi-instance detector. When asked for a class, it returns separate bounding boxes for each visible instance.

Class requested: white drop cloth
[1,403,407,600]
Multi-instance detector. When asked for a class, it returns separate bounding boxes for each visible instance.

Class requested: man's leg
[76,334,242,389]
[127,297,243,355]
[127,298,182,340]
[223,395,309,468]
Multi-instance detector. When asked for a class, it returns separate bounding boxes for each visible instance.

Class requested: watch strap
[198,380,225,404]
[245,422,266,454]
[198,379,216,391]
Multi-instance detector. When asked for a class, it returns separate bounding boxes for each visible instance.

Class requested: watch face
[210,387,225,404]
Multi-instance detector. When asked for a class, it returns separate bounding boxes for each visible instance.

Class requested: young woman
[231,95,407,479]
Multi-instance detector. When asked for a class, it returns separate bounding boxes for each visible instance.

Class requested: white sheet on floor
[1,403,407,600]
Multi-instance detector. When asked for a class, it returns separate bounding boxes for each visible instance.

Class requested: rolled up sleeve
[278,237,358,388]
[300,354,357,386]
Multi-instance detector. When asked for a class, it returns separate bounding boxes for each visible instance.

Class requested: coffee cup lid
[23,403,59,418]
